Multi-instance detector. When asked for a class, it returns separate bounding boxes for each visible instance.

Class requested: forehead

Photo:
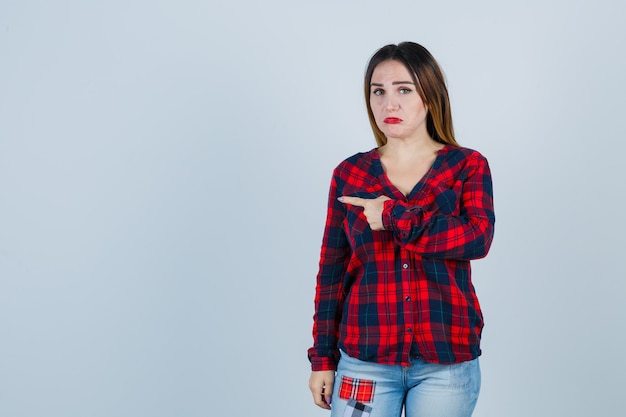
[371,60,414,82]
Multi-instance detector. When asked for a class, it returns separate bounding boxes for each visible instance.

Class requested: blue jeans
[330,351,480,417]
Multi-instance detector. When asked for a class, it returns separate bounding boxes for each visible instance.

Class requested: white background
[1,1,625,416]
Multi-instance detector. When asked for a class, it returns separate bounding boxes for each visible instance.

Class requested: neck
[380,134,444,159]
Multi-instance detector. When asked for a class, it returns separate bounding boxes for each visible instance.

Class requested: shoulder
[442,146,490,167]
[333,149,377,173]
[339,148,377,166]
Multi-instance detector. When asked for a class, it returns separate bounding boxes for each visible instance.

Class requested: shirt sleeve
[308,169,350,371]
[381,153,495,260]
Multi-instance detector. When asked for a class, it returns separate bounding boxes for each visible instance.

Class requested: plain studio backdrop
[1,1,624,416]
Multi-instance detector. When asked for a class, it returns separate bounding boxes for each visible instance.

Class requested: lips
[384,117,403,124]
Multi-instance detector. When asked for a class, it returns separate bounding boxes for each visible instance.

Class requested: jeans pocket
[338,375,376,403]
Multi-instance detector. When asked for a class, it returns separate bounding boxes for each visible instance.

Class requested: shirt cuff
[310,355,338,372]
[382,199,398,231]
[383,200,423,233]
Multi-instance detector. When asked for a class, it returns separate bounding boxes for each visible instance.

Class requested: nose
[385,96,399,112]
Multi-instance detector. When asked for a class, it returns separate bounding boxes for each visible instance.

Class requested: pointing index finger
[337,196,365,207]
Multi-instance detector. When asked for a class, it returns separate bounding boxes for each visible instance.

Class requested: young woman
[308,42,495,417]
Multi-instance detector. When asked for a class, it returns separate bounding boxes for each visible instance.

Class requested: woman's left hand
[338,195,391,231]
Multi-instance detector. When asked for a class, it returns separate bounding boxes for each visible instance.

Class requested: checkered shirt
[308,145,495,371]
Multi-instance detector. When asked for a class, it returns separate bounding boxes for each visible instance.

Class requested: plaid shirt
[308,145,495,371]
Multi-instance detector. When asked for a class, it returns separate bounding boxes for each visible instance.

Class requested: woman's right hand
[309,370,336,409]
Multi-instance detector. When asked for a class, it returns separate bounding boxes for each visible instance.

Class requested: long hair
[364,42,458,147]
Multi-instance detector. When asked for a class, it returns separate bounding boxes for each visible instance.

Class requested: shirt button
[407,327,413,333]
[405,296,411,301]
[402,263,409,269]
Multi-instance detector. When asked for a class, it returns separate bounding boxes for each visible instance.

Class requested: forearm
[383,205,494,259]
[309,270,345,371]
[381,155,495,260]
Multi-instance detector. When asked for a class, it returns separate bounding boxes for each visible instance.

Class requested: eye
[372,89,384,96]
[399,87,412,94]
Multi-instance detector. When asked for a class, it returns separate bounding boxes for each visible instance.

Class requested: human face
[369,60,429,142]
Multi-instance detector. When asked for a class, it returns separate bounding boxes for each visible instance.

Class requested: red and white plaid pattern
[339,376,376,403]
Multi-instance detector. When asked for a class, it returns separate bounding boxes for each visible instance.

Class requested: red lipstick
[384,117,403,124]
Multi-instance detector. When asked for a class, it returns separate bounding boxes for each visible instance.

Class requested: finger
[337,196,366,206]
[309,383,322,406]
[314,388,331,409]
[324,379,334,406]
[309,376,331,410]
[313,388,328,409]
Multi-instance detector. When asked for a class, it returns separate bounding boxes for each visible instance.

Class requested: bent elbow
[466,218,495,260]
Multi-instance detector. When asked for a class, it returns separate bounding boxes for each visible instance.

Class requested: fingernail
[337,197,344,203]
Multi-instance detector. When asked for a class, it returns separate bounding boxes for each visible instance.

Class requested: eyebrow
[370,81,415,87]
